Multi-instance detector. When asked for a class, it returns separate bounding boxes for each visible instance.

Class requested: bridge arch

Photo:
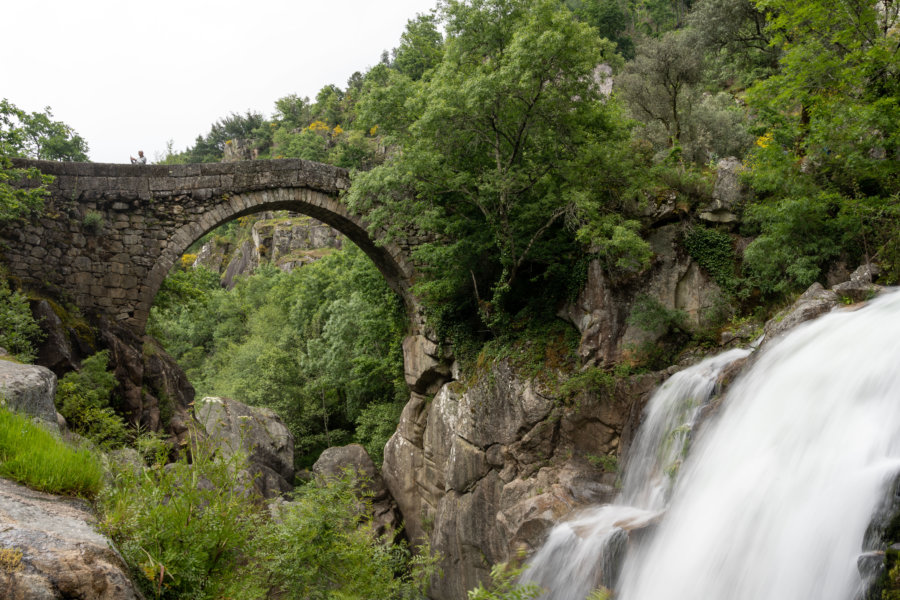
[144,187,417,335]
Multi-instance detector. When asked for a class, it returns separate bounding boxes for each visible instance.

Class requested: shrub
[741,193,844,296]
[99,437,431,600]
[0,279,44,362]
[683,226,739,293]
[241,474,418,599]
[83,210,104,233]
[0,405,103,497]
[355,401,405,466]
[98,435,262,599]
[55,351,128,450]
[467,561,542,600]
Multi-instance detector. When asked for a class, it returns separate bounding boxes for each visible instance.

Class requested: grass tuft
[0,406,103,498]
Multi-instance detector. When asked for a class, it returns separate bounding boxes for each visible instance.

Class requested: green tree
[0,279,44,362]
[0,99,89,161]
[349,0,630,328]
[739,0,900,288]
[567,0,636,58]
[746,0,900,196]
[184,110,270,163]
[1,99,84,221]
[618,30,703,151]
[392,13,445,80]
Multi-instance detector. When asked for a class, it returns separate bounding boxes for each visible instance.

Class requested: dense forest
[1,0,899,597]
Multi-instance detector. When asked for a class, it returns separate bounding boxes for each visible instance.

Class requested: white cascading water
[526,289,900,600]
[522,347,753,598]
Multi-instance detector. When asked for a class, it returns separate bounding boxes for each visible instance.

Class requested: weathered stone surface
[312,443,402,538]
[763,282,840,341]
[30,300,78,377]
[699,156,744,223]
[0,477,140,599]
[192,238,227,273]
[561,224,723,366]
[222,240,257,289]
[831,263,884,303]
[194,396,294,498]
[402,334,451,394]
[140,337,194,441]
[0,359,58,431]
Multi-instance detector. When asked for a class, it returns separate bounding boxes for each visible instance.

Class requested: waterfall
[526,289,900,600]
[522,348,752,598]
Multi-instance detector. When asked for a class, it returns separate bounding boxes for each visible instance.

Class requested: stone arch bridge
[3,158,446,391]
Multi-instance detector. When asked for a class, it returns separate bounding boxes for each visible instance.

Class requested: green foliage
[350,0,630,331]
[467,562,543,600]
[567,0,635,58]
[734,0,900,287]
[0,405,103,498]
[82,210,104,233]
[241,474,427,599]
[628,294,688,336]
[626,294,691,368]
[586,453,619,472]
[98,435,264,599]
[0,98,89,161]
[0,155,51,223]
[55,350,128,450]
[741,193,846,295]
[0,279,44,363]
[559,366,616,399]
[149,265,221,316]
[618,31,703,151]
[576,214,652,282]
[687,0,778,85]
[391,12,444,80]
[148,244,407,467]
[178,110,270,163]
[273,127,328,161]
[100,439,430,600]
[354,401,405,466]
[683,226,739,292]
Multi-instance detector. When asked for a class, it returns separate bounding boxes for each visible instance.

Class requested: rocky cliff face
[559,222,724,368]
[28,301,195,443]
[382,361,667,599]
[382,258,885,599]
[195,212,343,288]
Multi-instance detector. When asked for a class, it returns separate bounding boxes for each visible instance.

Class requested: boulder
[194,396,294,498]
[0,359,58,432]
[0,477,140,599]
[763,283,840,341]
[831,263,883,303]
[31,300,77,377]
[312,444,402,539]
[402,334,452,394]
[699,156,744,223]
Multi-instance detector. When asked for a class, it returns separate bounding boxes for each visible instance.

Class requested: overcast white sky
[3,0,438,164]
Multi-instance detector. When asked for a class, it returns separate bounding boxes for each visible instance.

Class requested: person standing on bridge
[130,150,146,164]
